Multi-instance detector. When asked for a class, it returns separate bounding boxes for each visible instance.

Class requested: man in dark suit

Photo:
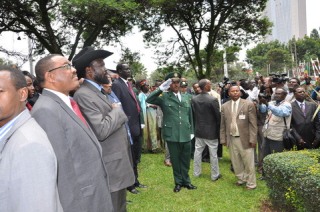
[32,54,114,212]
[112,63,146,193]
[146,72,196,193]
[291,86,320,149]
[191,79,221,181]
[220,85,257,190]
[72,47,135,211]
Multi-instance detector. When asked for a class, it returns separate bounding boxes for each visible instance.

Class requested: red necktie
[26,102,32,111]
[127,82,141,113]
[70,98,88,127]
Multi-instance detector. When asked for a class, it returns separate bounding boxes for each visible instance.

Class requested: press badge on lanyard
[239,111,245,120]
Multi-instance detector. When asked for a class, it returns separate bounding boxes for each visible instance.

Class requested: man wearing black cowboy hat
[73,46,135,212]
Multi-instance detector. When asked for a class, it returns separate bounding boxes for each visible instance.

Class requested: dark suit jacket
[146,89,194,142]
[73,81,135,192]
[220,98,257,149]
[191,92,220,140]
[112,78,141,137]
[291,101,320,148]
[32,90,113,212]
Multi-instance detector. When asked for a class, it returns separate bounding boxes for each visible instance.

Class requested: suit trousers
[111,189,127,212]
[257,126,265,167]
[193,137,220,180]
[229,136,256,188]
[263,137,284,158]
[167,141,191,185]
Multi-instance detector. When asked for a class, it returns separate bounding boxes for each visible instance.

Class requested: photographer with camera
[285,77,300,102]
[259,87,292,163]
[218,77,231,103]
[269,73,289,100]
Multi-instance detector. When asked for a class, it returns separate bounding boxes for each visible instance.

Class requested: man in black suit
[112,63,146,194]
[291,86,320,149]
[191,79,221,181]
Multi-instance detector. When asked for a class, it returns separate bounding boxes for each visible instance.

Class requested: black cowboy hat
[72,46,113,78]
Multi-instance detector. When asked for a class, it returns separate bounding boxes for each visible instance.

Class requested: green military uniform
[146,88,194,186]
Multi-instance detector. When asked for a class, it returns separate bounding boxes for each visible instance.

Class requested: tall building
[264,0,307,43]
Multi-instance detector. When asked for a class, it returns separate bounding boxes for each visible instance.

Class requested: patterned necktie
[127,81,141,113]
[70,99,88,127]
[230,101,237,135]
[300,103,306,117]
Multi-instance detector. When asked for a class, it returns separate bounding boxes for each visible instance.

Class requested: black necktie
[101,88,107,95]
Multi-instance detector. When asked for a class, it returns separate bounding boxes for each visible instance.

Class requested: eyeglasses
[48,63,74,72]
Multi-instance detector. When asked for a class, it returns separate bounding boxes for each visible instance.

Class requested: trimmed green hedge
[263,149,320,212]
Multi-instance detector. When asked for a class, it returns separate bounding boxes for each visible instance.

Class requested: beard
[94,73,110,84]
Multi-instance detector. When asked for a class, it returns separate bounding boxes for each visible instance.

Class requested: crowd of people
[1,45,320,211]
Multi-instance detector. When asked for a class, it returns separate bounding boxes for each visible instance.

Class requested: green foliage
[263,149,320,212]
[139,0,271,79]
[0,57,16,66]
[265,48,292,73]
[295,34,320,63]
[128,149,269,211]
[246,40,290,73]
[119,48,147,78]
[0,0,140,59]
[247,28,320,75]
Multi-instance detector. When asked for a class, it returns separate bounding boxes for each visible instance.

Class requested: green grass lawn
[127,149,269,212]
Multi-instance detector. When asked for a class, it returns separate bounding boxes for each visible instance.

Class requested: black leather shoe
[173,184,182,192]
[135,183,147,188]
[183,184,197,190]
[212,174,222,182]
[128,188,140,194]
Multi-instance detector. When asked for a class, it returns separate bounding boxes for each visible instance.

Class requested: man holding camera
[259,87,292,156]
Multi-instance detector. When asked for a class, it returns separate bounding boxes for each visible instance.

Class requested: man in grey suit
[191,79,221,181]
[73,46,135,212]
[0,66,62,212]
[31,54,114,212]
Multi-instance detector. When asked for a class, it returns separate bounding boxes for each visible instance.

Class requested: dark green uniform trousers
[166,140,191,185]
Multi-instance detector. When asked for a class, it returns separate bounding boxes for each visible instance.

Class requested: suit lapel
[82,81,113,107]
[0,109,30,155]
[293,101,305,118]
[237,99,249,116]
[119,78,136,102]
[42,90,100,146]
[168,91,180,104]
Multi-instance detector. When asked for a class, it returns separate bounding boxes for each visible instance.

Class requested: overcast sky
[0,0,319,74]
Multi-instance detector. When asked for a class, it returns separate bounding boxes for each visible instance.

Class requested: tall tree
[139,0,271,79]
[246,40,288,73]
[0,0,140,60]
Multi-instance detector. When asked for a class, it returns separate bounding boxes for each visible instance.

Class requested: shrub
[263,149,320,212]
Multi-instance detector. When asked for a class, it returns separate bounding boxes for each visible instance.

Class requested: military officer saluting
[146,72,196,192]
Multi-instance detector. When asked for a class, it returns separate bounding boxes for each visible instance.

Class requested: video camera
[218,76,230,88]
[269,73,289,84]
